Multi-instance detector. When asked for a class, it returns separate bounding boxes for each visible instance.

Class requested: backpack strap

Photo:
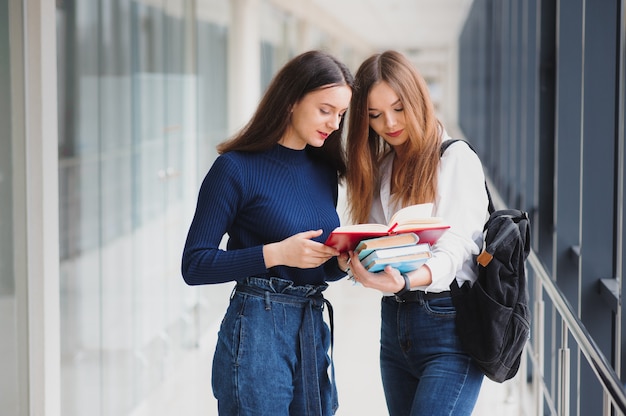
[440,139,495,214]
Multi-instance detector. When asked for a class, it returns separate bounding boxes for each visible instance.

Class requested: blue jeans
[380,294,483,416]
[212,277,338,416]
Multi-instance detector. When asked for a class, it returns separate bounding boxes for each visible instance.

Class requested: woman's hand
[263,230,340,269]
[337,252,350,273]
[348,251,406,293]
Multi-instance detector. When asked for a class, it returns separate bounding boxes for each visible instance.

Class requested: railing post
[534,278,545,416]
[558,320,570,416]
[604,393,612,416]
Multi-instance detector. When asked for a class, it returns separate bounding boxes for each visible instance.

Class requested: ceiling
[307,0,475,124]
[266,0,475,121]
[310,0,474,75]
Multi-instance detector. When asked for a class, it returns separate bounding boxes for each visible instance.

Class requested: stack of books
[353,232,432,273]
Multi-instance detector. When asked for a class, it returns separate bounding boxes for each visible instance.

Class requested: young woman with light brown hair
[344,50,488,416]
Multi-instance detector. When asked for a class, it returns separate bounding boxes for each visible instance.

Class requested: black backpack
[441,139,531,383]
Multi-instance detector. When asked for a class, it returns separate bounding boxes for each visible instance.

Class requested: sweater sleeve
[181,155,268,285]
[323,257,348,281]
[422,141,489,292]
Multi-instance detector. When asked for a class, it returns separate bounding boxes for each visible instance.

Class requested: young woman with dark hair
[182,50,353,415]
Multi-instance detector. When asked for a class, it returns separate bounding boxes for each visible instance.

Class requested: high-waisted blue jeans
[380,294,484,416]
[212,277,337,416]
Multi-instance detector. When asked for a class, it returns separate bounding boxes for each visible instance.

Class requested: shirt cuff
[422,258,456,292]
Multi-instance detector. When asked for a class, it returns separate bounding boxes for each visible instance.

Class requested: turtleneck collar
[271,143,310,164]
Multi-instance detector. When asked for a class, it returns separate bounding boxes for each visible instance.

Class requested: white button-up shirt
[369,136,489,292]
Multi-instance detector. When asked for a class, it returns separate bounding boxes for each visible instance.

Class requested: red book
[325,203,450,253]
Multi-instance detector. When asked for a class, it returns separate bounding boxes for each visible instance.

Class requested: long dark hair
[217,50,354,177]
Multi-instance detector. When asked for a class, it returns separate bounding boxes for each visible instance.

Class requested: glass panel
[57,0,221,414]
[0,0,19,414]
[57,1,103,414]
[57,0,231,414]
[132,0,170,401]
[99,1,135,414]
[195,19,227,178]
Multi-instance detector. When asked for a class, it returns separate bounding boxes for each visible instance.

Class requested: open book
[325,203,449,253]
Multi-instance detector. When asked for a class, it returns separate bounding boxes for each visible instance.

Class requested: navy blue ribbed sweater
[182,144,345,286]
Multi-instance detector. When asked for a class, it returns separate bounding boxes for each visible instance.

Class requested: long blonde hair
[346,50,442,223]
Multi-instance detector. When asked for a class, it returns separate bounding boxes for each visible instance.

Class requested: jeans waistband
[235,277,335,416]
[236,276,328,306]
[387,290,451,303]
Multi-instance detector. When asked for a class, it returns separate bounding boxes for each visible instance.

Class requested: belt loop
[264,291,271,310]
[394,294,406,303]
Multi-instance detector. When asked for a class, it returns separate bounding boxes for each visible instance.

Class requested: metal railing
[486,178,626,416]
[526,251,626,416]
